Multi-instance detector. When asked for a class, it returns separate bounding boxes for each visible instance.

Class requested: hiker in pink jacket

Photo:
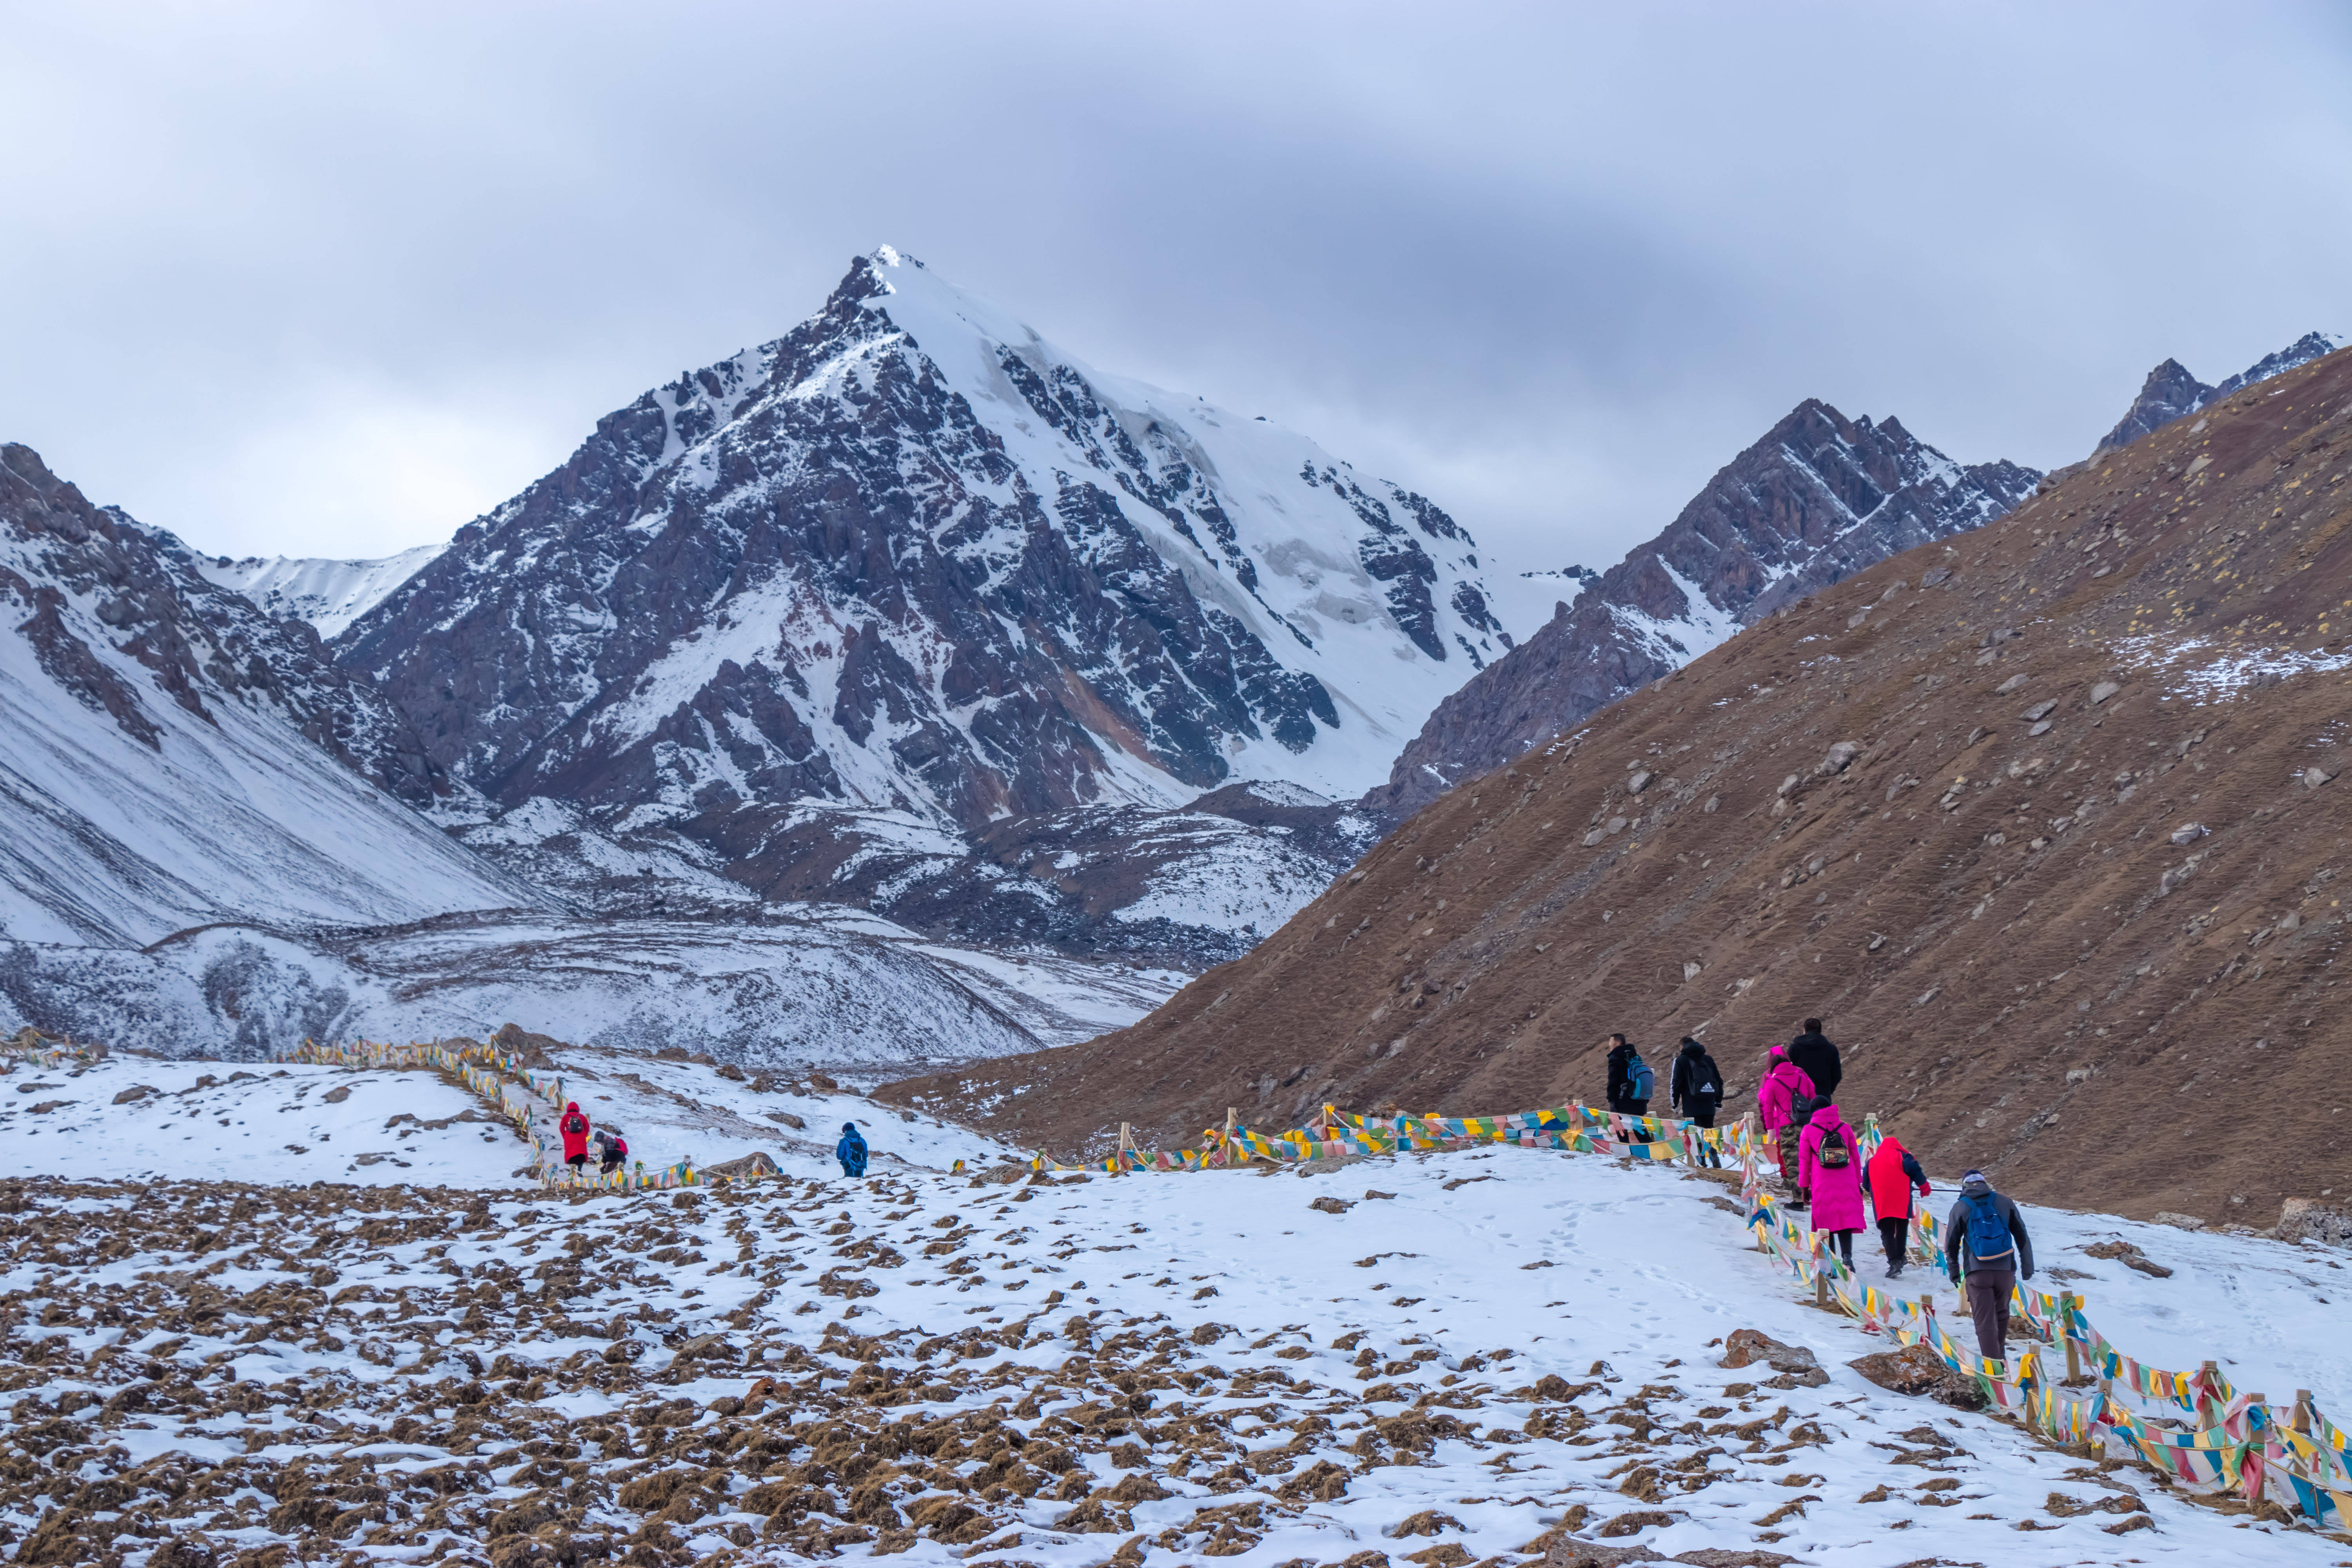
[1755,1045,1816,1198]
[1798,1101,1867,1270]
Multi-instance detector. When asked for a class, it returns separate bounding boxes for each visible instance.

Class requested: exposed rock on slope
[2096,331,2343,454]
[0,444,534,946]
[1373,401,2038,816]
[883,345,2352,1227]
[338,248,1506,834]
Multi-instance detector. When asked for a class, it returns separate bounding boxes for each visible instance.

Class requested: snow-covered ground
[548,1048,1020,1178]
[0,1132,2341,1564]
[0,1049,1024,1187]
[0,1056,524,1187]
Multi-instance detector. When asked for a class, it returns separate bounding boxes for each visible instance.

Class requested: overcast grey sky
[4,2,2347,603]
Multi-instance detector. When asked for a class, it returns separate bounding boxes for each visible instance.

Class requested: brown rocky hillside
[885,347,2352,1229]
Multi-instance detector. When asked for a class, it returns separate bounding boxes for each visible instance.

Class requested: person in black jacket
[1669,1037,1725,1167]
[1604,1033,1642,1114]
[1785,1018,1841,1102]
[1942,1170,2035,1364]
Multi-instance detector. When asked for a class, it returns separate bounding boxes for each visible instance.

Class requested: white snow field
[5,1131,2346,1563]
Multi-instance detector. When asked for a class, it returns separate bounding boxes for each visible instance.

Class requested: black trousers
[1826,1229,1856,1267]
[1877,1216,1908,1267]
[1684,1105,1721,1165]
[1967,1267,2017,1361]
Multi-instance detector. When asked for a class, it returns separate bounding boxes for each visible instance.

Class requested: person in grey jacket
[1942,1169,2034,1364]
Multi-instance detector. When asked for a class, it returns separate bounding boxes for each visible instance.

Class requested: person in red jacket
[1866,1132,1933,1278]
[1796,1101,1866,1270]
[559,1102,591,1170]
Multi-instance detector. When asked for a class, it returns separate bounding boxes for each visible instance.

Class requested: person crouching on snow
[595,1127,628,1177]
[559,1101,592,1171]
[836,1121,868,1178]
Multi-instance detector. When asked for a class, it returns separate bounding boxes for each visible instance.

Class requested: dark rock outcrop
[2094,330,2342,454]
[1371,402,2038,815]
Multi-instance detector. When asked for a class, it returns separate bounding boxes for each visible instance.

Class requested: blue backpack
[1964,1192,2015,1267]
[1626,1053,1654,1100]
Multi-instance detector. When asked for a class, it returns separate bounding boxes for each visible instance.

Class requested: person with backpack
[1755,1045,1817,1203]
[1797,1100,1866,1268]
[559,1102,592,1172]
[1865,1132,1932,1277]
[1670,1036,1725,1167]
[1604,1034,1652,1116]
[836,1121,869,1178]
[595,1127,629,1178]
[1942,1170,2036,1366]
[1785,1018,1842,1101]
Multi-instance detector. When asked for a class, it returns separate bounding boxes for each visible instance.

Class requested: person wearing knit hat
[1942,1169,2035,1365]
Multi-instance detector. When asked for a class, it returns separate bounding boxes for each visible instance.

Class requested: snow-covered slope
[0,906,1179,1061]
[0,1056,529,1185]
[0,444,539,946]
[197,543,444,638]
[545,1049,1018,1178]
[339,248,1510,831]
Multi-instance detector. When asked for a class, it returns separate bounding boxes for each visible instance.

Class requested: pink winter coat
[1756,1057,1816,1132]
[1798,1103,1867,1232]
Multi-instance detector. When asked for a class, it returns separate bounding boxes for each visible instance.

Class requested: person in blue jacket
[836,1121,869,1178]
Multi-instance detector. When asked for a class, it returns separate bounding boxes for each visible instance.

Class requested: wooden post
[2293,1389,2314,1434]
[1116,1122,1133,1174]
[1223,1107,1238,1167]
[2062,1293,2082,1382]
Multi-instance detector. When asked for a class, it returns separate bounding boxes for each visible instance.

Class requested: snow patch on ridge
[198,544,445,638]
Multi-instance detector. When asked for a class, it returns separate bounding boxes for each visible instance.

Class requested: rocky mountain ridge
[2095,331,2342,454]
[1372,400,2041,816]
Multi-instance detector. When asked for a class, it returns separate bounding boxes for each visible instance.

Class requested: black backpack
[1817,1124,1851,1169]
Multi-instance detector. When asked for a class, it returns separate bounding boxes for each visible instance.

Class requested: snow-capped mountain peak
[338,249,1509,833]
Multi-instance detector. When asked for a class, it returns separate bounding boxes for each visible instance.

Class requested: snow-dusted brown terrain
[0,1045,2343,1568]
